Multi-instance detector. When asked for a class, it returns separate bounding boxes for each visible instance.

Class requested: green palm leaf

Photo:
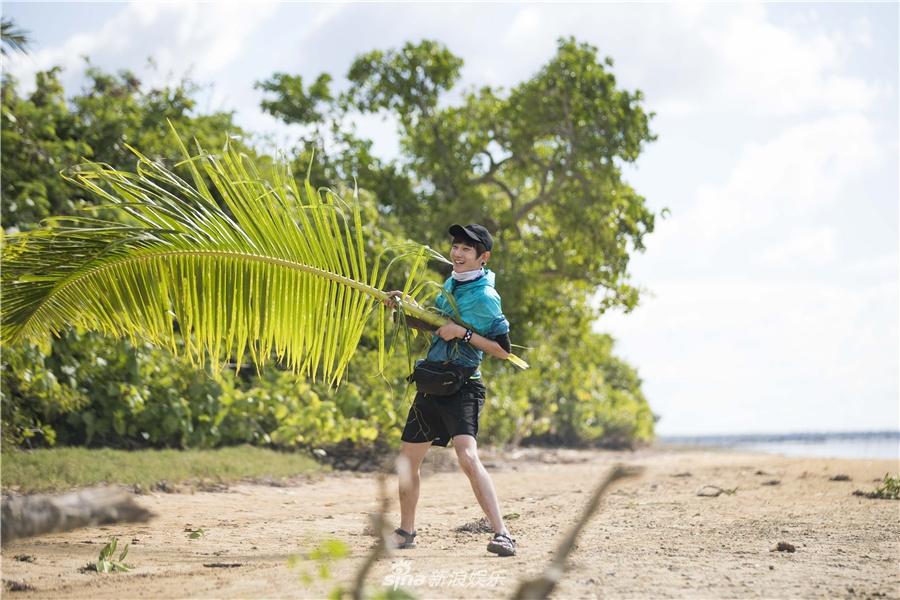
[1,18,31,57]
[1,122,527,385]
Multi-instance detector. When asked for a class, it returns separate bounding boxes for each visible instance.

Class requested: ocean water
[735,438,900,460]
[661,432,900,461]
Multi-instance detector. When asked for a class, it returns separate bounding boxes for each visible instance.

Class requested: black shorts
[400,378,486,446]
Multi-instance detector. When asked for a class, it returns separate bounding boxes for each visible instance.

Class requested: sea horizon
[658,430,900,461]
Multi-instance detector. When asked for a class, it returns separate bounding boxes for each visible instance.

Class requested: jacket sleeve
[473,290,510,337]
[492,331,512,352]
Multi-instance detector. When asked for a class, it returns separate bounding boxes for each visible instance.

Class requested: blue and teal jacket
[424,268,510,374]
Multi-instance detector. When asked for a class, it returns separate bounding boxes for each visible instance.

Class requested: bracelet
[462,329,473,343]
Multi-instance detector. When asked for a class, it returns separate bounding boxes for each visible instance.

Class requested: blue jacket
[424,269,510,373]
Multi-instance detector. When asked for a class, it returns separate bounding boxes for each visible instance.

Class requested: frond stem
[18,248,452,337]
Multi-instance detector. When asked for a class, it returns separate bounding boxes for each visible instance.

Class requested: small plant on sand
[287,537,417,600]
[288,538,350,597]
[853,473,900,500]
[83,537,132,573]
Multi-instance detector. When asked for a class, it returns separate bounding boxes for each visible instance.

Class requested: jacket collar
[448,269,494,291]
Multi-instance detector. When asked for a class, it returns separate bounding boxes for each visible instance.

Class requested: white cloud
[4,2,279,94]
[5,15,132,90]
[605,105,895,434]
[503,7,543,47]
[846,253,899,277]
[618,3,882,118]
[656,114,880,254]
[848,15,874,48]
[483,3,882,118]
[515,4,878,117]
[701,4,877,115]
[136,1,280,86]
[760,227,836,267]
[602,278,898,435]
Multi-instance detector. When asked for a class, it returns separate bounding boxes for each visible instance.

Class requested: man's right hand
[383,290,418,309]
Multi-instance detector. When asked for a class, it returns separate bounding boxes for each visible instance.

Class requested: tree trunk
[2,487,153,545]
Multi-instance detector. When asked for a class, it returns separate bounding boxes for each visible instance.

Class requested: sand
[2,447,898,599]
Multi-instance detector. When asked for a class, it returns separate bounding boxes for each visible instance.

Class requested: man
[385,223,516,557]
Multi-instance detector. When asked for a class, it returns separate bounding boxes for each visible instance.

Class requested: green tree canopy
[258,37,657,340]
[1,63,244,231]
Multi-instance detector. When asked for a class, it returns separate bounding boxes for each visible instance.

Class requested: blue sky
[4,1,898,436]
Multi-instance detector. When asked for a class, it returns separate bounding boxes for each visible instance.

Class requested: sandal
[392,527,417,549]
[487,532,516,557]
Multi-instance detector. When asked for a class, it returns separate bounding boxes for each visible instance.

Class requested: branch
[511,465,643,599]
[512,176,563,224]
[428,119,463,200]
[351,472,392,600]
[487,175,520,211]
[468,151,510,185]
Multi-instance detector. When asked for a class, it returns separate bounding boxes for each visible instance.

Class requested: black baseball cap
[448,223,493,251]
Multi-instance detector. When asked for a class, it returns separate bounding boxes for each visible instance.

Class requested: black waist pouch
[407,361,475,396]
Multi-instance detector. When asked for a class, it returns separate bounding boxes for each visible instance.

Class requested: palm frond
[1,122,527,385]
[1,18,31,57]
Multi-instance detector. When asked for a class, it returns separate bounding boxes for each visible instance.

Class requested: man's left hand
[436,322,467,341]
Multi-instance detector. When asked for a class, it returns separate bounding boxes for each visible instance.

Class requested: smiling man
[385,223,516,557]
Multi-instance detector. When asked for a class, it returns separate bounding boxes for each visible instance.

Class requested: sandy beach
[2,447,898,599]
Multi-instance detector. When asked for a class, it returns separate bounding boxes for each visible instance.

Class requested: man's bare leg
[452,434,508,535]
[393,441,431,546]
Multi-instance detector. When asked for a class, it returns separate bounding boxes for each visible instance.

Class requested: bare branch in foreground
[2,487,154,545]
[511,464,643,600]
[352,456,404,600]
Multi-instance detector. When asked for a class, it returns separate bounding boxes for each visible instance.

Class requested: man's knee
[397,443,428,478]
[454,441,481,477]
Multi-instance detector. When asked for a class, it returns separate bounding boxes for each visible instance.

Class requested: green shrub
[483,324,655,448]
[2,322,653,453]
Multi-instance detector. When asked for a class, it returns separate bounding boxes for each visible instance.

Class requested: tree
[255,72,333,126]
[351,38,655,331]
[1,64,245,232]
[261,38,657,340]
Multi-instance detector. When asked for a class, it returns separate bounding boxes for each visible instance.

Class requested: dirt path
[2,447,898,599]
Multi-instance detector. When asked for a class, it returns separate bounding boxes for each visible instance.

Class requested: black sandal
[487,532,516,557]
[392,527,417,549]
